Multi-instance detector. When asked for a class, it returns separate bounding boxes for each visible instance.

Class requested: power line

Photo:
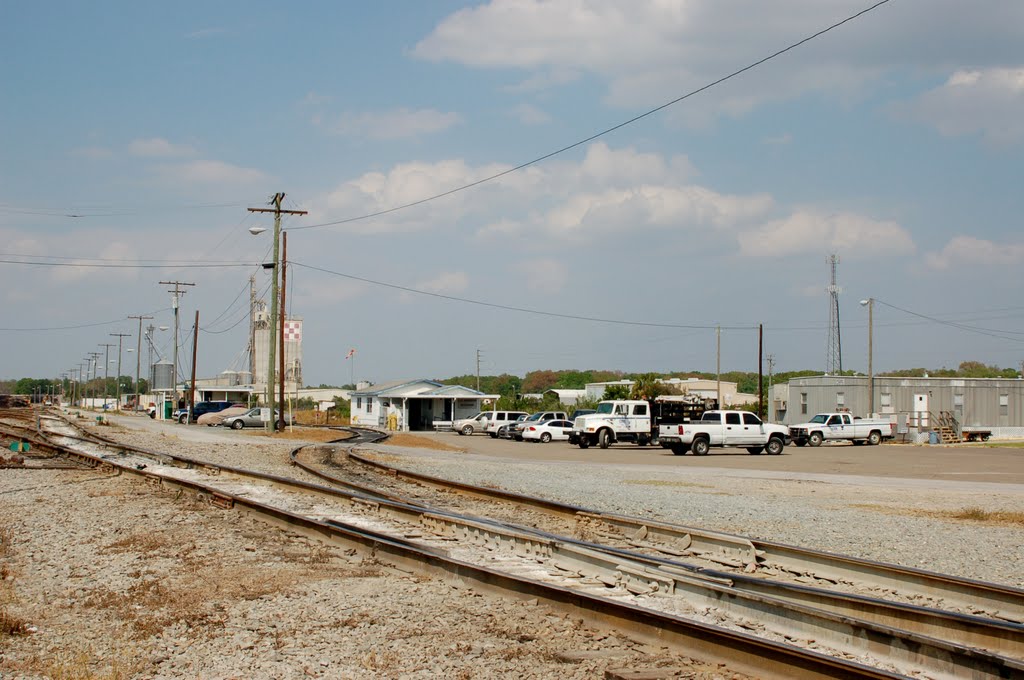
[0,258,255,269]
[874,299,1024,343]
[290,0,893,232]
[291,260,754,330]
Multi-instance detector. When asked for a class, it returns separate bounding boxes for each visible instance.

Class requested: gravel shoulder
[2,412,1022,679]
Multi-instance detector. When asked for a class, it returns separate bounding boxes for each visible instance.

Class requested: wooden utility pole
[716,326,721,408]
[190,310,199,417]
[109,334,130,409]
[159,280,195,407]
[98,343,115,403]
[278,232,287,431]
[758,324,764,418]
[129,314,153,407]
[247,193,306,432]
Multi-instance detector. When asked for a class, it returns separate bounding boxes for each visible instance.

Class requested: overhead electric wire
[875,299,1024,343]
[0,200,257,219]
[0,307,167,333]
[290,0,893,232]
[291,261,753,330]
[0,258,255,269]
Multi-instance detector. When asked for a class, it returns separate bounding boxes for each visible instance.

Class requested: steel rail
[339,440,1024,623]
[289,443,1024,666]
[25,420,903,680]
[36,419,1022,677]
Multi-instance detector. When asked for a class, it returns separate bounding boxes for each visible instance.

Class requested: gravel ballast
[2,414,1022,678]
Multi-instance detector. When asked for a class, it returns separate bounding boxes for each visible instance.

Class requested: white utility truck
[789,412,894,447]
[657,410,789,456]
[571,400,653,449]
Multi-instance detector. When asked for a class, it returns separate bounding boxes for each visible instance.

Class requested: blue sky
[2,0,1023,386]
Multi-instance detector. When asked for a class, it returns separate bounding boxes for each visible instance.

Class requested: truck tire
[852,439,864,446]
[692,437,710,456]
[489,432,497,438]
[578,436,590,449]
[637,434,648,447]
[671,444,689,455]
[808,431,824,447]
[794,440,806,447]
[867,430,881,446]
[766,437,784,455]
[598,429,611,449]
[746,446,764,455]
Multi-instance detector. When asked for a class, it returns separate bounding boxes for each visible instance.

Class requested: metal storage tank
[237,371,252,385]
[151,361,174,391]
[220,370,239,386]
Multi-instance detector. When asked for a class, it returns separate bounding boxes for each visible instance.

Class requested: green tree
[630,373,669,400]
[603,384,630,400]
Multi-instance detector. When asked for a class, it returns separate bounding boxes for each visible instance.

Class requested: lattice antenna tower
[825,254,843,374]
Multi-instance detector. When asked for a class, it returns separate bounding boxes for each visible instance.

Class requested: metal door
[913,393,929,428]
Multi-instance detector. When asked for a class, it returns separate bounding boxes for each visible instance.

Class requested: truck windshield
[596,402,615,414]
[808,414,828,424]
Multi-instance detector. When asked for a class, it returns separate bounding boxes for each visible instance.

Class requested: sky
[2,0,1024,387]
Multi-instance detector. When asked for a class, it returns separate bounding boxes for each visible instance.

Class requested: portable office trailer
[773,375,1024,438]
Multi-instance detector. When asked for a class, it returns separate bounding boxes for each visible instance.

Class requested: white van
[453,410,528,436]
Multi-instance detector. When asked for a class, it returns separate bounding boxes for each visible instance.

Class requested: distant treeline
[437,361,1021,397]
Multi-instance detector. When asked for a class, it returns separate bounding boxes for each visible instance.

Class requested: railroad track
[21,412,1024,679]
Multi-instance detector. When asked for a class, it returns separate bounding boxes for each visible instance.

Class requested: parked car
[172,400,233,424]
[221,407,294,430]
[497,415,529,439]
[521,419,574,443]
[197,405,249,426]
[569,408,596,421]
[511,411,569,441]
[453,410,527,436]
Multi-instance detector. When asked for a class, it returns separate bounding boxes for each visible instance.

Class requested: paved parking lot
[417,430,1024,486]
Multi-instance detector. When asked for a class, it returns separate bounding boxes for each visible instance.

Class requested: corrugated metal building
[770,375,1024,438]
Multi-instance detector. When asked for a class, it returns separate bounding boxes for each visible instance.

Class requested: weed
[851,503,1024,527]
[625,479,711,489]
[0,609,30,636]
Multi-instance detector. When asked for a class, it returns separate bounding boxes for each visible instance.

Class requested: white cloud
[739,210,915,258]
[892,67,1024,146]
[924,236,1024,270]
[328,108,462,140]
[153,160,268,186]
[129,138,198,158]
[415,271,469,295]
[510,103,551,125]
[414,1,1024,125]
[510,258,568,293]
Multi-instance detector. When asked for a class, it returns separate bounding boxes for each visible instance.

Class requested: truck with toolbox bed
[789,412,894,447]
[570,395,717,449]
[657,410,789,456]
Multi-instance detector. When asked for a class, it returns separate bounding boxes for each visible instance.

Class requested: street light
[247,194,306,432]
[860,298,874,416]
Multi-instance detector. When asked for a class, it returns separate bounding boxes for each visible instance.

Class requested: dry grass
[27,644,142,680]
[386,433,466,452]
[624,479,712,489]
[0,522,28,638]
[852,504,1024,527]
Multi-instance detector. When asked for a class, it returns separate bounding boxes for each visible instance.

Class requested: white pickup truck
[658,410,789,456]
[571,400,654,449]
[789,413,894,447]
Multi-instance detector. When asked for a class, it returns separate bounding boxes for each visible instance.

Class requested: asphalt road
[423,430,1024,486]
